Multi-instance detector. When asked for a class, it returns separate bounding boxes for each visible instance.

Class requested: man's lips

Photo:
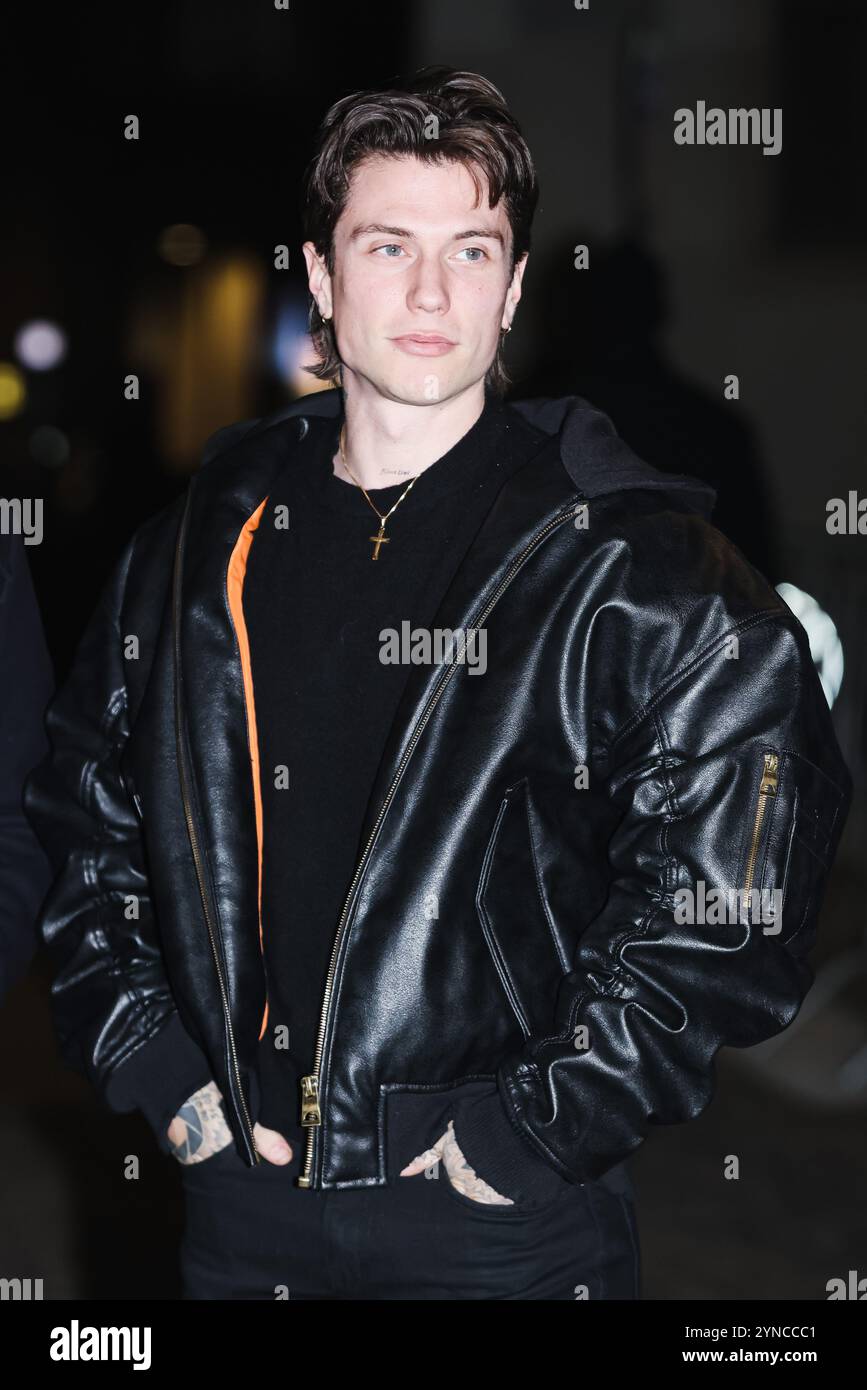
[390,333,458,356]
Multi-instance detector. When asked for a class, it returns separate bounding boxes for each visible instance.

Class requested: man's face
[303,154,527,405]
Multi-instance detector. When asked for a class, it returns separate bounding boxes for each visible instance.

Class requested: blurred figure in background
[516,236,783,584]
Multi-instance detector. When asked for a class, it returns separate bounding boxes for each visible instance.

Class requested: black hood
[510,393,717,518]
[203,386,718,520]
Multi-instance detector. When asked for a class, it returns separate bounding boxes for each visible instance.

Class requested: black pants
[178,1134,641,1301]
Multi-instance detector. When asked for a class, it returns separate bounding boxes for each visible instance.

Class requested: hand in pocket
[399,1119,514,1205]
[166,1080,293,1166]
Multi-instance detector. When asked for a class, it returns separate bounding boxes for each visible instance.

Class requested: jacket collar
[201,385,717,516]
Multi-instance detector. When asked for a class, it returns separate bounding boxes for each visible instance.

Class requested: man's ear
[302,240,332,319]
[502,252,529,331]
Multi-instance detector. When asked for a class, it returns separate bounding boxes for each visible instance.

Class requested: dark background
[1,0,865,1299]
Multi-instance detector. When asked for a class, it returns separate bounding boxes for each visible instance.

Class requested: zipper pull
[760,752,779,796]
[300,1074,321,1127]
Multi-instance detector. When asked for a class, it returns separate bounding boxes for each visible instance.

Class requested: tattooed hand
[399,1120,514,1205]
[166,1080,294,1166]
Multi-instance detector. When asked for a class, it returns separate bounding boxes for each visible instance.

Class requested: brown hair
[301,65,539,395]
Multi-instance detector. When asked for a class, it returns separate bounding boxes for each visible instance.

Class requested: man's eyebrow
[453,227,505,246]
[349,223,415,241]
[349,222,505,246]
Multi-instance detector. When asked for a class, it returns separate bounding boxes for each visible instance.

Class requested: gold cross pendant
[369,524,390,560]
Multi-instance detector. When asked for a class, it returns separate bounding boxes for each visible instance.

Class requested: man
[24,67,852,1301]
[0,532,54,1002]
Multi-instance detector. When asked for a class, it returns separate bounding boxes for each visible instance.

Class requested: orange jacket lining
[226,497,269,1042]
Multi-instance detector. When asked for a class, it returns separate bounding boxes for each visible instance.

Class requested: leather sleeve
[0,534,55,1001]
[496,606,853,1187]
[22,533,213,1140]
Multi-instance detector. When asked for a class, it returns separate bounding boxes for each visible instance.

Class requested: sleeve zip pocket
[742,750,779,901]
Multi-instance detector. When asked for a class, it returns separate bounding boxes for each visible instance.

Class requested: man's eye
[374,244,404,257]
[456,247,487,263]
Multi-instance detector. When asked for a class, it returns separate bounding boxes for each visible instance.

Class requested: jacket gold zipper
[742,751,779,900]
[172,487,260,1164]
[297,499,582,1188]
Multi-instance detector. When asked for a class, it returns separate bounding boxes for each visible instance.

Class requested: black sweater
[242,388,578,1203]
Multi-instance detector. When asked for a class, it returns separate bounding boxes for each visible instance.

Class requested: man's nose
[407,257,450,315]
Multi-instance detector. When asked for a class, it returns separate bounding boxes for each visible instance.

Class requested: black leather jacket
[23,389,853,1192]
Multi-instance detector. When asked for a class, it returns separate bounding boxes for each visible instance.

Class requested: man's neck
[333,379,487,490]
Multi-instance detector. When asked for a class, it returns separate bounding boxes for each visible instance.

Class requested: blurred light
[272,295,330,396]
[0,362,26,419]
[157,223,208,266]
[14,319,68,371]
[775,582,844,708]
[155,252,265,466]
[28,425,70,468]
[272,298,309,378]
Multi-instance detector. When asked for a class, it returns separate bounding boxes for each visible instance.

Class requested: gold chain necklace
[338,422,422,560]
